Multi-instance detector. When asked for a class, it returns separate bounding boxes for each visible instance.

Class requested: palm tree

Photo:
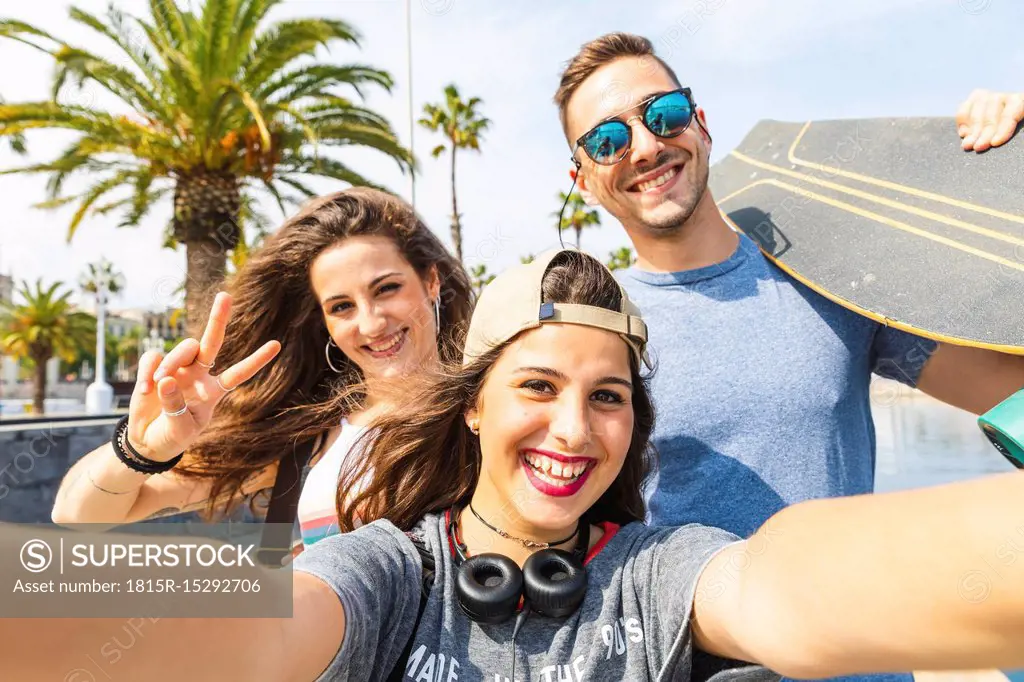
[468,264,495,297]
[606,246,636,271]
[554,191,600,249]
[419,84,490,261]
[0,280,95,413]
[227,196,273,274]
[0,0,413,335]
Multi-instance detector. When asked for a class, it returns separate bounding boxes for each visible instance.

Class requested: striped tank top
[295,419,370,547]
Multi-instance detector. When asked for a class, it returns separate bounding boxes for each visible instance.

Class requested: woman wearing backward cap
[8,249,1024,681]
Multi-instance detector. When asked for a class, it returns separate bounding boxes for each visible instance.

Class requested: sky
[0,0,1022,311]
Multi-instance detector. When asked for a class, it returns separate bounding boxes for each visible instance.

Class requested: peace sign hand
[125,292,281,462]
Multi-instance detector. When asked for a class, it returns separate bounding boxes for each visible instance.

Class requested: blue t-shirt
[618,232,936,682]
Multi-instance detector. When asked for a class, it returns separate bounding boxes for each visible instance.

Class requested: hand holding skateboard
[956,89,1024,153]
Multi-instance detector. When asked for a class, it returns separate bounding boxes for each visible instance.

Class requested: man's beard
[635,155,709,235]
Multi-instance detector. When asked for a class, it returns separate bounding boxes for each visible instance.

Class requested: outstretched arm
[51,439,278,528]
[694,471,1024,677]
[0,534,344,681]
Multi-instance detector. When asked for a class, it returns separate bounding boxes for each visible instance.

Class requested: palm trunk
[449,143,462,261]
[173,172,241,337]
[575,226,582,249]
[32,354,46,415]
[183,241,229,338]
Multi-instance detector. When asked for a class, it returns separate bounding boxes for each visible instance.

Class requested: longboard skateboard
[709,117,1023,467]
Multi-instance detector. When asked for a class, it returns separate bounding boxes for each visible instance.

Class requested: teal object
[978,390,1024,469]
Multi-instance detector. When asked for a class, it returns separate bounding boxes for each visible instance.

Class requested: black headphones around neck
[446,507,590,625]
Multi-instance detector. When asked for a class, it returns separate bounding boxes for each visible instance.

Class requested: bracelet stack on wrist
[111,415,183,474]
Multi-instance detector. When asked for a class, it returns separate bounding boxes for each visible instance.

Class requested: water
[871,382,1021,682]
[871,381,1018,492]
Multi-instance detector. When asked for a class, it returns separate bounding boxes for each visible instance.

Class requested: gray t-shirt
[293,512,780,682]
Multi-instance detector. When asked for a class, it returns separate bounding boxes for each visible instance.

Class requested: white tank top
[295,419,370,547]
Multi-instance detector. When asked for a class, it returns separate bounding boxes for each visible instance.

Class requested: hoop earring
[433,297,441,338]
[325,338,345,374]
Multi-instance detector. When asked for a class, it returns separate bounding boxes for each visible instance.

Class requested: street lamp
[81,259,125,414]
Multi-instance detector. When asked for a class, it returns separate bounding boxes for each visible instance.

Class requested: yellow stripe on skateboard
[719,206,1024,356]
[787,121,1024,227]
[718,178,1024,273]
[729,151,1024,249]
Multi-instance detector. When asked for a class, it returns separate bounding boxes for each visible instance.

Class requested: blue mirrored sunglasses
[572,88,696,166]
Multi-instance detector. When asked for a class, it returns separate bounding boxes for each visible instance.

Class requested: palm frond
[67,170,139,240]
[299,98,392,129]
[259,177,290,216]
[197,0,240,80]
[273,175,318,200]
[52,47,171,123]
[242,19,362,91]
[227,0,280,67]
[0,101,177,156]
[149,0,190,50]
[311,124,413,171]
[135,20,203,113]
[277,154,381,190]
[67,7,167,101]
[0,19,62,55]
[260,64,392,103]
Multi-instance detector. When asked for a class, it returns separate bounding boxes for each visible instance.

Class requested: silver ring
[163,404,188,417]
[216,375,236,392]
[195,358,215,369]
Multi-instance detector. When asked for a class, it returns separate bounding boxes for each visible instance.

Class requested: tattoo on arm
[143,506,184,520]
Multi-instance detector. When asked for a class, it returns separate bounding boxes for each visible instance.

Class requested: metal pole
[406,0,416,209]
[95,281,106,386]
[85,273,113,413]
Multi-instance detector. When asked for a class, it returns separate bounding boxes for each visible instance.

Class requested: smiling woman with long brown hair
[50,187,474,554]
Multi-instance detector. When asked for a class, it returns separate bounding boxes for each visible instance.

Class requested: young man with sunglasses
[554,33,1024,679]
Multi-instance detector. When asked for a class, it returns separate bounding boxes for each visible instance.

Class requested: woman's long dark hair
[175,187,475,519]
[336,250,657,532]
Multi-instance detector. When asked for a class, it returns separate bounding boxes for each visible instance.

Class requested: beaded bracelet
[111,415,183,474]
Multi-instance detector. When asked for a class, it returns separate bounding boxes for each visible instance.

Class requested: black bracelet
[111,415,183,474]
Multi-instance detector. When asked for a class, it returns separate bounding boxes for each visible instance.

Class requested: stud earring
[469,422,479,435]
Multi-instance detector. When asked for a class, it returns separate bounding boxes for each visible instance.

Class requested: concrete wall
[0,418,226,524]
[0,418,120,523]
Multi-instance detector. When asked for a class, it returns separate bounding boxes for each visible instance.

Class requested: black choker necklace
[467,503,580,550]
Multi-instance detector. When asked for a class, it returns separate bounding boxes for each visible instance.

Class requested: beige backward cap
[462,248,652,370]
